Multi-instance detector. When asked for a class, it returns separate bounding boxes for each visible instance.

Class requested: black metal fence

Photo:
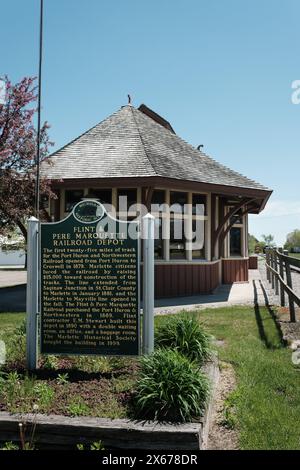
[265,248,300,323]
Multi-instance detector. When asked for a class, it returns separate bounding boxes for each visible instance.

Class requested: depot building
[41,103,272,298]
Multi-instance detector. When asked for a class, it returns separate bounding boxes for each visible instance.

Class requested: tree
[261,234,276,247]
[0,76,54,241]
[284,229,300,252]
[248,233,259,254]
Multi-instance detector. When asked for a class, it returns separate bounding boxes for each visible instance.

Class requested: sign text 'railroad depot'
[40,200,140,356]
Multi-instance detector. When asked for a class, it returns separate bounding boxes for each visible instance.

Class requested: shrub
[134,348,209,422]
[155,314,212,364]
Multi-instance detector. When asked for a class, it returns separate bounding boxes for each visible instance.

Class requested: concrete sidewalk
[0,270,27,289]
[154,270,267,315]
[0,268,268,314]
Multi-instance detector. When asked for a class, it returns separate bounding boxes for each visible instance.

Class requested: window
[230,227,242,256]
[154,217,164,259]
[170,191,188,214]
[230,211,243,225]
[192,194,206,216]
[170,219,186,259]
[65,190,84,212]
[191,219,206,259]
[117,189,137,212]
[151,190,165,211]
[88,189,112,211]
[88,189,112,204]
[191,193,207,259]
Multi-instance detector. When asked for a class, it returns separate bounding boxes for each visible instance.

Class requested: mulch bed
[0,356,140,419]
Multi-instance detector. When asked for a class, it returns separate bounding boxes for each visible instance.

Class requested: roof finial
[127,94,132,105]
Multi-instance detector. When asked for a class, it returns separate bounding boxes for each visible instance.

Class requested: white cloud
[255,200,300,218]
[249,200,300,246]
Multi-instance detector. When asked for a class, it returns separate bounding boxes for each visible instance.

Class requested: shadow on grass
[252,280,284,349]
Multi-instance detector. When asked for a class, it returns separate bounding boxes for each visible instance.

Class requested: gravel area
[258,258,300,306]
[207,363,239,450]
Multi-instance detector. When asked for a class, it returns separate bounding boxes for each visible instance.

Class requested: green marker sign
[40,200,140,356]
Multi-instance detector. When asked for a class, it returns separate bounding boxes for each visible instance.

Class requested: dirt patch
[206,362,239,450]
[275,307,300,343]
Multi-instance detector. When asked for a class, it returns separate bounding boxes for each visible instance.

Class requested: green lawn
[1,307,300,449]
[289,252,300,259]
[156,305,300,450]
[0,313,25,339]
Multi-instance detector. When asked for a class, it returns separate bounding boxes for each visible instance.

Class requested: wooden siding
[222,258,249,284]
[153,262,221,298]
[249,255,258,269]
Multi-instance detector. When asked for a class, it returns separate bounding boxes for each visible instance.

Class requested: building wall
[222,258,249,283]
[48,185,251,296]
[152,261,221,298]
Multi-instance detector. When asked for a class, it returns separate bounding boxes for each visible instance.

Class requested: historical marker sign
[40,200,140,356]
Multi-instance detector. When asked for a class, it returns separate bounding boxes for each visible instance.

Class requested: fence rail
[265,248,300,322]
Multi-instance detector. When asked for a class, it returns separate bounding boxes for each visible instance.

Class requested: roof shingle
[41,105,270,192]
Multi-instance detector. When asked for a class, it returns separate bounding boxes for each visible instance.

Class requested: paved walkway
[0,269,27,288]
[0,267,270,314]
[154,269,267,315]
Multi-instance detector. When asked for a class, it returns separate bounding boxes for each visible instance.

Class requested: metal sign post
[142,213,155,355]
[26,217,39,370]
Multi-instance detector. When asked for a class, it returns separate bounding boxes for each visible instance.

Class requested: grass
[1,307,300,449]
[157,305,300,450]
[288,252,300,259]
[0,313,25,339]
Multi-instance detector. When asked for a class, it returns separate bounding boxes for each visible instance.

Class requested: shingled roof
[41,104,270,193]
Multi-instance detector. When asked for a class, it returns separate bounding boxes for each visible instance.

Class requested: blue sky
[1,0,300,245]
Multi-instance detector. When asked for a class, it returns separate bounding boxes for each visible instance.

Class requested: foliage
[134,348,209,422]
[0,441,19,450]
[42,355,59,370]
[77,441,105,451]
[221,389,241,429]
[0,370,54,413]
[33,382,55,409]
[155,314,212,365]
[5,318,26,368]
[67,397,90,417]
[0,76,55,239]
[248,233,259,254]
[261,234,276,248]
[284,229,300,252]
[56,373,69,385]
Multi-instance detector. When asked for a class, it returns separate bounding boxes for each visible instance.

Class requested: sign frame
[39,199,141,357]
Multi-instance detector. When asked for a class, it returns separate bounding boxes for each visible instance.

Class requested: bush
[155,314,212,364]
[134,348,209,422]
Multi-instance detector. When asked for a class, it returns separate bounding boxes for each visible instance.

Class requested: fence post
[274,251,279,296]
[26,217,39,370]
[278,248,285,307]
[142,213,155,355]
[271,250,275,290]
[285,258,296,323]
[266,248,270,282]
